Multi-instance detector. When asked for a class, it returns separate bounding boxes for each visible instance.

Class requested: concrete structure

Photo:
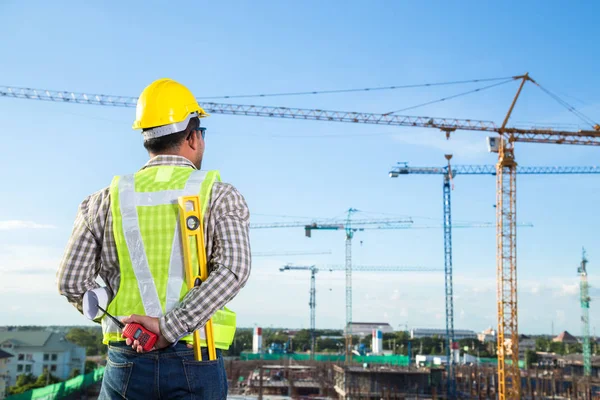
[333,364,443,399]
[252,327,262,354]
[0,331,85,387]
[410,328,477,340]
[244,365,322,398]
[345,323,393,337]
[0,350,13,400]
[371,330,383,354]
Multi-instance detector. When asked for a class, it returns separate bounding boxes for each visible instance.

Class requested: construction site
[2,3,600,400]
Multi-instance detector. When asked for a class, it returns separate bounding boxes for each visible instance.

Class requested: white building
[410,328,477,340]
[478,327,496,343]
[345,322,394,337]
[0,331,86,388]
[0,350,13,400]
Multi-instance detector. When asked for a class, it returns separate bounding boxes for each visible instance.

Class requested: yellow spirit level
[178,195,217,361]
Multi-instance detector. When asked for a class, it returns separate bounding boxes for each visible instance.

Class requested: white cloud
[0,245,63,296]
[0,220,55,230]
[559,283,579,297]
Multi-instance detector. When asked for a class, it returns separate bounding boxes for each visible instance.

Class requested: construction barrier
[240,353,524,368]
[240,352,410,365]
[6,367,105,400]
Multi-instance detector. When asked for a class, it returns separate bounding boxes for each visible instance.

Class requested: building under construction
[333,364,443,399]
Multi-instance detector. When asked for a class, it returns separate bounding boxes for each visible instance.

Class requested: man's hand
[121,315,171,353]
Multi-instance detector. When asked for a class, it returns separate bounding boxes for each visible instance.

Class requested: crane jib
[4,85,600,142]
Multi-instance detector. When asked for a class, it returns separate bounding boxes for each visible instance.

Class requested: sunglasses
[196,126,206,140]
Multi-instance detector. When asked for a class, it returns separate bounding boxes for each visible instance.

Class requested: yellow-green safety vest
[103,166,236,349]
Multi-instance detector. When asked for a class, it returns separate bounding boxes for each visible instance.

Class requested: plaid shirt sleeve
[56,188,110,314]
[159,183,252,343]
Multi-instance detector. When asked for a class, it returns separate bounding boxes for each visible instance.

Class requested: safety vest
[102,166,236,349]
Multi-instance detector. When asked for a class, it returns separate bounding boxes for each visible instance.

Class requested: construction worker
[57,78,251,399]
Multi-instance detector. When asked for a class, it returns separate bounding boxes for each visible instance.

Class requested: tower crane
[255,209,413,362]
[389,158,600,398]
[3,77,600,398]
[578,248,592,377]
[279,263,442,360]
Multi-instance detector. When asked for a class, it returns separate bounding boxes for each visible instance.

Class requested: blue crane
[388,157,600,399]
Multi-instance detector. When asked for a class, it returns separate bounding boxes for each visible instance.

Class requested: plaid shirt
[57,155,251,343]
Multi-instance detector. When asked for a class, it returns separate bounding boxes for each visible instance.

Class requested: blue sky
[1,1,599,336]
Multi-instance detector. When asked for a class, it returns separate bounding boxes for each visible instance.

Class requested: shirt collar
[141,155,197,170]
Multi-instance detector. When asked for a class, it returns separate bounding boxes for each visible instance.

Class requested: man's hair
[143,117,199,154]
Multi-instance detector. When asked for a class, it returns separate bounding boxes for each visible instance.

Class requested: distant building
[553,331,579,344]
[410,328,477,340]
[478,327,496,343]
[0,331,86,387]
[519,335,536,359]
[345,323,394,337]
[0,350,14,400]
[536,353,600,378]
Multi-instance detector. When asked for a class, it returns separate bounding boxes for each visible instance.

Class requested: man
[57,78,251,399]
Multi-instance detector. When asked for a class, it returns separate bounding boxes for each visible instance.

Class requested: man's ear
[186,130,199,151]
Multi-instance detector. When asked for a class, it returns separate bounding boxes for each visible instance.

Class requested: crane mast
[495,74,529,400]
[344,208,357,363]
[442,155,456,398]
[579,248,591,377]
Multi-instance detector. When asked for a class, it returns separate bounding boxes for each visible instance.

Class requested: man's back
[57,156,250,344]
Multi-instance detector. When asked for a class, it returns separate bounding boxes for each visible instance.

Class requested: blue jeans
[99,342,227,400]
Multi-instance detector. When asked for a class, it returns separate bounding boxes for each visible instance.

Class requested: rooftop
[0,349,14,359]
[0,331,82,352]
[0,331,52,347]
[553,331,579,343]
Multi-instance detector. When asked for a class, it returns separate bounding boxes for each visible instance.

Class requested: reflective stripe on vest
[102,167,236,349]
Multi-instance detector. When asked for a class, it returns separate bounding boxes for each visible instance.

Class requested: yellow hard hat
[132,78,209,135]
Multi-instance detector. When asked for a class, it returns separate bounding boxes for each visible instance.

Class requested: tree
[9,374,34,395]
[85,360,97,374]
[69,368,81,378]
[317,338,343,353]
[8,370,61,395]
[223,328,253,357]
[34,369,61,386]
[525,350,539,368]
[66,327,107,356]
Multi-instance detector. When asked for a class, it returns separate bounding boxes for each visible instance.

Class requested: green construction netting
[6,367,105,400]
[240,353,524,368]
[240,352,410,365]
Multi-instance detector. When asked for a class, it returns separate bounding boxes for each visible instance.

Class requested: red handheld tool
[98,305,158,351]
